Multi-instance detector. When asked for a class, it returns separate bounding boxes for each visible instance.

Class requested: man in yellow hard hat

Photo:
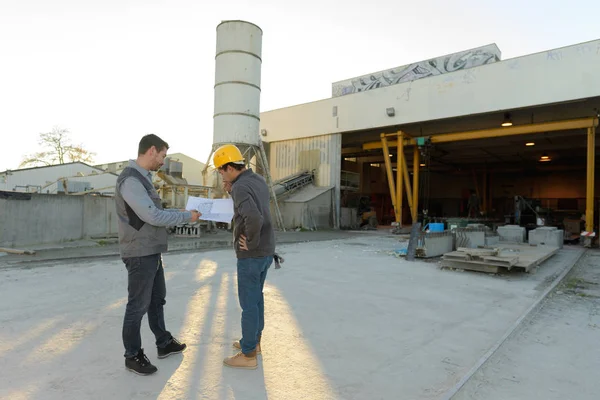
[213,144,275,369]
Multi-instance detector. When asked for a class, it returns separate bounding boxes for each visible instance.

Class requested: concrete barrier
[0,191,117,248]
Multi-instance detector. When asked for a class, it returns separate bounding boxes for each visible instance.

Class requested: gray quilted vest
[114,167,168,258]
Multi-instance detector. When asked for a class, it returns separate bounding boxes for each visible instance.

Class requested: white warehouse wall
[0,163,109,193]
[260,39,600,143]
[42,173,117,194]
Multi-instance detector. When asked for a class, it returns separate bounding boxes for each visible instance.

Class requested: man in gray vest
[115,134,201,375]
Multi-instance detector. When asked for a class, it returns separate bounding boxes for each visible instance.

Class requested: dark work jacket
[231,169,275,259]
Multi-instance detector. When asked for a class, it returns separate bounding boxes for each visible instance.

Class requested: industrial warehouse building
[259,39,600,238]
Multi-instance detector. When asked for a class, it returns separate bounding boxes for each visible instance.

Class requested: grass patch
[564,277,598,290]
[564,278,585,289]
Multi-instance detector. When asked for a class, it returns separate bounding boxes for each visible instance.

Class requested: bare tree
[20,127,96,168]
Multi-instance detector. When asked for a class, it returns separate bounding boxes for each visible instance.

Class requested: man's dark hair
[138,134,169,155]
[220,162,245,172]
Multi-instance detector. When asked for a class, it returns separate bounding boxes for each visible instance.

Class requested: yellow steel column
[412,146,420,223]
[381,134,398,222]
[586,126,596,233]
[397,131,404,226]
[401,156,413,218]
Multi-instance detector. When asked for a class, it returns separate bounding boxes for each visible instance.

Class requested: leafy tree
[20,127,95,167]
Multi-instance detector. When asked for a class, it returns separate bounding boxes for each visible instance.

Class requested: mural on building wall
[331,44,501,97]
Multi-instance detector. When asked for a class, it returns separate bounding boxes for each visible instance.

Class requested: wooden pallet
[441,244,559,273]
[441,260,500,274]
[443,248,518,267]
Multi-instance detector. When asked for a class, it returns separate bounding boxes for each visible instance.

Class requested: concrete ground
[0,234,585,400]
[454,249,600,400]
[0,230,362,266]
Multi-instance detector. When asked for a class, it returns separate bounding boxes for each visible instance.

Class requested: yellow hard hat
[213,144,244,168]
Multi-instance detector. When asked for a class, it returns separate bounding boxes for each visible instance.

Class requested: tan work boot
[223,350,258,369]
[232,340,261,355]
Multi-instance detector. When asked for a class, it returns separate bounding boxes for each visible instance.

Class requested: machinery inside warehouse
[338,100,599,249]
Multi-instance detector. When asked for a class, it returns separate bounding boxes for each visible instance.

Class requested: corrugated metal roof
[0,161,105,175]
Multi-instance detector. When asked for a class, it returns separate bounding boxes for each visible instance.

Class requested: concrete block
[497,225,526,243]
[417,233,454,258]
[467,224,486,229]
[485,235,500,246]
[528,227,564,249]
[464,231,485,248]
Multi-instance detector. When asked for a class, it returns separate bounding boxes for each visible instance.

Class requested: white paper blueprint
[185,197,234,223]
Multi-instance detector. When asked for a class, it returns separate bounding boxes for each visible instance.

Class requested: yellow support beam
[361,117,599,150]
[412,146,419,223]
[586,126,596,233]
[363,138,409,151]
[401,155,413,218]
[341,146,364,155]
[432,117,598,144]
[381,134,398,222]
[397,131,404,226]
[382,135,415,223]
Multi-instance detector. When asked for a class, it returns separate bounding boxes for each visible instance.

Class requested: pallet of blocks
[441,244,560,273]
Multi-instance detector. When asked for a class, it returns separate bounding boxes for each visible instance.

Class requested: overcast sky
[0,0,597,172]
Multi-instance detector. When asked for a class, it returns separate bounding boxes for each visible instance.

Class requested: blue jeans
[122,254,172,358]
[237,256,273,354]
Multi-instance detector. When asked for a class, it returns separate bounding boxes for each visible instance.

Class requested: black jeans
[122,253,172,358]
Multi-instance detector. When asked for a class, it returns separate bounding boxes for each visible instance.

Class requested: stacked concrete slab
[528,227,564,249]
[497,225,526,243]
[456,225,500,248]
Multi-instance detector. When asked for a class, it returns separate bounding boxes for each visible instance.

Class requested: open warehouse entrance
[339,99,599,241]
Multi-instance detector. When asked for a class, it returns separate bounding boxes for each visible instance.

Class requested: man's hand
[239,234,249,251]
[223,181,232,194]
[189,210,202,223]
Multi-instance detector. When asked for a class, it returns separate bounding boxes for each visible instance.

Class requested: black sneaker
[157,337,187,359]
[125,349,158,375]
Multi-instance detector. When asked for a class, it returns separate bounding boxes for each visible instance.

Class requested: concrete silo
[206,20,284,230]
[213,20,262,148]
